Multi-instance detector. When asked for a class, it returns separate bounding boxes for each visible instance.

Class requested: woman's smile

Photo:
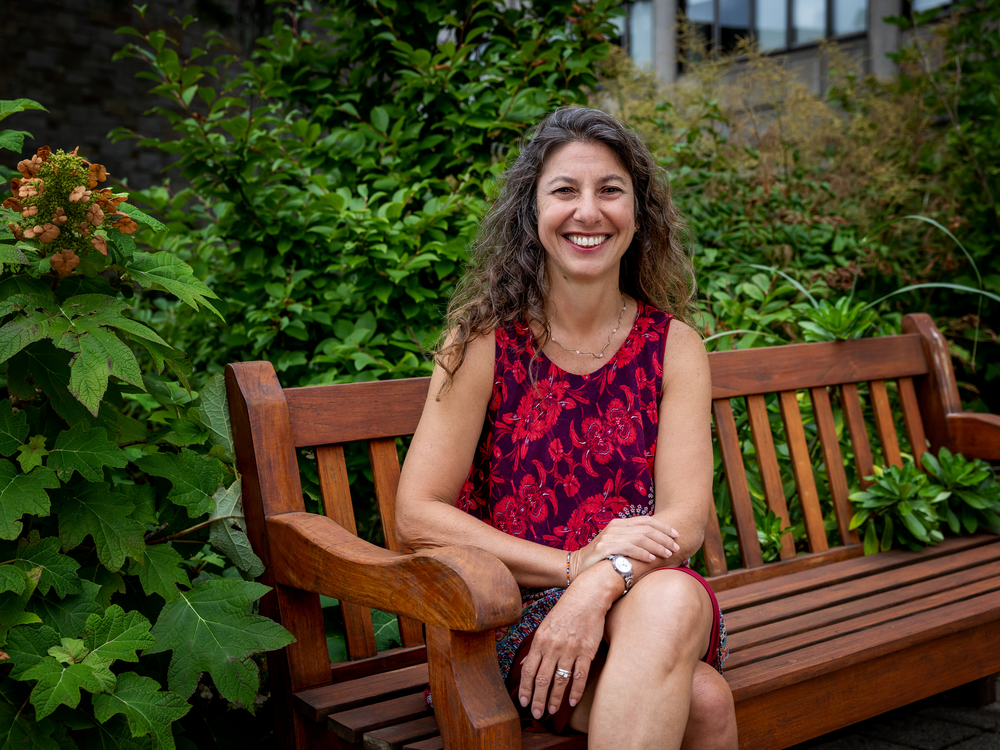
[536,140,636,284]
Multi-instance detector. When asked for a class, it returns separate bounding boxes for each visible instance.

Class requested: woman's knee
[684,665,737,750]
[611,570,713,645]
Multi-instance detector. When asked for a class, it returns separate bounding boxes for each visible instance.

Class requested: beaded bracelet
[565,551,571,587]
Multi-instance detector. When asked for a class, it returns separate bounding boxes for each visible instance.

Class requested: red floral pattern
[459,301,671,549]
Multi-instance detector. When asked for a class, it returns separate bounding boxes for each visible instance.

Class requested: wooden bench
[226,312,1000,750]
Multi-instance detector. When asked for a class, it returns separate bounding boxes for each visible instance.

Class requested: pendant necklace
[549,294,627,359]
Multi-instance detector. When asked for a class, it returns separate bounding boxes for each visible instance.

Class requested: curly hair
[437,106,697,386]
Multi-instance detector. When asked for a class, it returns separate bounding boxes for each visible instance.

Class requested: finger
[546,662,575,715]
[518,649,541,708]
[567,656,591,708]
[531,659,557,720]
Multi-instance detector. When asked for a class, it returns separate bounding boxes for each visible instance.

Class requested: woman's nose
[574,192,601,223]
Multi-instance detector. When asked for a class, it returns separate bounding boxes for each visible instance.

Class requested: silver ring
[555,668,572,679]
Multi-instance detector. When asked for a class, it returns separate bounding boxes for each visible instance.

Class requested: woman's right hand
[569,516,680,581]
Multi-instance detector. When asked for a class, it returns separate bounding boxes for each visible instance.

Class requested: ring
[555,668,572,679]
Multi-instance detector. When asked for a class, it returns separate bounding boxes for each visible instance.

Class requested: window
[911,0,949,10]
[666,0,869,58]
[630,0,656,67]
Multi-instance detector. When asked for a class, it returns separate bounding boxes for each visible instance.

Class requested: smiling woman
[395,108,736,750]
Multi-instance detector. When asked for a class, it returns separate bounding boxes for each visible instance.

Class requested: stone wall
[0,0,271,189]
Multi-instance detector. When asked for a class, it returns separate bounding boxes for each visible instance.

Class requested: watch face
[613,556,632,574]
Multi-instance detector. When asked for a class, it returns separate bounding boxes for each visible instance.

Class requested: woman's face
[535,140,636,288]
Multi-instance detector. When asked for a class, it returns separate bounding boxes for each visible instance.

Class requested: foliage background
[1,0,998,748]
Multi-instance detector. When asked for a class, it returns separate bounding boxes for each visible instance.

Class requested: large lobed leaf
[0,460,58,540]
[135,449,223,518]
[92,673,190,750]
[126,253,222,320]
[54,483,146,572]
[144,579,294,708]
[208,480,263,577]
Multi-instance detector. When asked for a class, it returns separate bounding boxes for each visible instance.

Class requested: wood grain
[295,663,429,722]
[709,334,927,399]
[328,693,431,743]
[267,512,521,632]
[746,395,795,561]
[841,382,875,489]
[285,377,431,447]
[316,444,378,660]
[869,380,902,468]
[898,376,928,468]
[777,391,827,554]
[712,399,764,569]
[809,387,858,545]
[426,626,521,750]
[902,313,962,453]
[369,438,426,648]
[946,412,1000,461]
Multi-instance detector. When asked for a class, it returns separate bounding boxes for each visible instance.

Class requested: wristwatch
[606,555,634,595]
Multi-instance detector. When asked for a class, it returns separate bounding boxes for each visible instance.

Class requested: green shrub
[849,462,947,554]
[922,447,1000,535]
[0,103,292,750]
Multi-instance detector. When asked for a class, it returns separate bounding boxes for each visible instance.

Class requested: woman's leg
[571,569,715,750]
[681,662,737,750]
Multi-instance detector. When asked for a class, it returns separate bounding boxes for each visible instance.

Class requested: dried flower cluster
[4,147,139,277]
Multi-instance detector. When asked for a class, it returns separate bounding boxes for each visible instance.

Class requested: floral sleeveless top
[455,301,673,679]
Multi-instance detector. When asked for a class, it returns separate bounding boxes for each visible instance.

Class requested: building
[616,0,952,89]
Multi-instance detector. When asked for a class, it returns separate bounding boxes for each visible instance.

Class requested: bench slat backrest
[229,314,949,674]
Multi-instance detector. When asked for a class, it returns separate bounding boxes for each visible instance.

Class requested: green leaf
[116,203,167,233]
[5,623,60,680]
[208,479,263,576]
[0,696,60,750]
[0,461,58,540]
[0,98,47,122]
[0,241,30,265]
[16,435,48,473]
[48,424,127,482]
[126,253,222,320]
[135,450,223,518]
[29,579,103,638]
[371,609,401,651]
[83,605,156,666]
[863,521,878,556]
[53,483,146,572]
[21,656,106,719]
[92,673,190,750]
[371,106,389,133]
[0,565,26,595]
[189,373,234,458]
[0,399,28,455]
[128,544,191,602]
[144,579,294,707]
[0,568,42,645]
[49,637,89,665]
[0,130,25,152]
[15,532,82,598]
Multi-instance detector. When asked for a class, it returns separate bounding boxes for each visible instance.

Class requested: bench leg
[426,626,521,750]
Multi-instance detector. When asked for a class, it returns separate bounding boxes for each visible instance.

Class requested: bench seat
[227,313,1000,749]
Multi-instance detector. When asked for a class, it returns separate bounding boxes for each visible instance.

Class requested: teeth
[566,235,609,247]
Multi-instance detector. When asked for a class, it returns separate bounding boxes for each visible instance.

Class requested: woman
[396,107,737,750]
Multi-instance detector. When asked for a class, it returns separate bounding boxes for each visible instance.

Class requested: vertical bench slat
[898,376,928,469]
[369,438,426,648]
[712,399,765,568]
[841,383,876,489]
[702,502,728,577]
[317,444,378,660]
[778,391,828,553]
[869,380,903,469]
[810,387,859,545]
[746,395,796,561]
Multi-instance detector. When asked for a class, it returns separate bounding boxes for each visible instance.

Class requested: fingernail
[648,553,655,561]
[549,705,557,714]
[520,696,528,707]
[533,708,542,719]
[570,698,578,707]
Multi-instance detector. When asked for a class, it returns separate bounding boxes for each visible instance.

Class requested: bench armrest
[947,412,1000,461]
[266,511,521,632]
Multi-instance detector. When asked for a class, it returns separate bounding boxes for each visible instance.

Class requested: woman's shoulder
[661,317,710,385]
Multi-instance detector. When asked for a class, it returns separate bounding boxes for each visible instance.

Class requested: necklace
[549,294,627,359]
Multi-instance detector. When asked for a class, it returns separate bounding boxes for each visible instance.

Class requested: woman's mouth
[565,234,610,248]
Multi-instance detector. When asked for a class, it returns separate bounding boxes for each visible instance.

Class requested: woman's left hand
[517,566,616,720]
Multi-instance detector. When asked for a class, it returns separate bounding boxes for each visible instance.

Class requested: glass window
[834,0,867,35]
[794,0,826,44]
[912,0,950,10]
[629,0,655,68]
[756,0,788,51]
[720,0,751,53]
[684,0,714,56]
